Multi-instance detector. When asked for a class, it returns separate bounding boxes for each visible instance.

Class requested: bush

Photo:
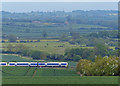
[76,59,93,76]
[76,56,119,76]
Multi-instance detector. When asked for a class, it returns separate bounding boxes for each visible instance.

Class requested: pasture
[1,66,118,84]
[2,42,94,55]
[2,42,115,55]
[2,54,34,62]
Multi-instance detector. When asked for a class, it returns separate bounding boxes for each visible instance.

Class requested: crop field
[2,67,77,76]
[3,23,110,39]
[2,76,118,84]
[2,54,34,62]
[1,66,119,84]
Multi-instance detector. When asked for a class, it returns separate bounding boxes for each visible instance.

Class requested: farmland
[1,9,119,85]
[1,55,119,84]
[2,76,118,84]
[2,10,117,40]
[2,54,34,62]
[2,42,92,55]
[1,67,119,84]
[2,42,115,55]
[3,23,110,39]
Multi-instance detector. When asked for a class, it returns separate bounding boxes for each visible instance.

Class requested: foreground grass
[2,67,118,84]
[2,67,77,76]
[2,76,118,84]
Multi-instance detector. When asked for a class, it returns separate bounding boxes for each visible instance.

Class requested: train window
[38,63,45,65]
[31,63,37,65]
[9,63,15,65]
[17,63,29,65]
[1,63,6,65]
[61,63,67,65]
[47,63,59,65]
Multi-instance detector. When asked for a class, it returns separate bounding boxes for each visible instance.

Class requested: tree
[42,30,47,38]
[71,32,80,39]
[88,32,98,38]
[59,34,69,42]
[6,44,13,53]
[65,48,95,61]
[25,28,30,33]
[30,50,46,60]
[7,34,17,42]
[94,43,109,57]
[76,59,93,76]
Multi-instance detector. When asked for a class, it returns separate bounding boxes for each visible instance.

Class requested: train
[0,62,68,68]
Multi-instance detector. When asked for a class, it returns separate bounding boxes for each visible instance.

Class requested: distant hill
[2,10,118,39]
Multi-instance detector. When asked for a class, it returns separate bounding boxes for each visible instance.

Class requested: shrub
[76,59,93,76]
[76,56,119,76]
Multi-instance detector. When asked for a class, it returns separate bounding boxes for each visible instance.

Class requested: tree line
[59,30,118,47]
[2,44,46,60]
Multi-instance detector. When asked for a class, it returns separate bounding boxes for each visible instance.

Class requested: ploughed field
[1,66,119,84]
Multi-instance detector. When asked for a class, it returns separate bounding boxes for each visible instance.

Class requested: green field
[3,23,109,39]
[2,54,34,62]
[2,42,115,55]
[2,67,77,76]
[2,42,94,55]
[2,76,118,84]
[2,67,118,84]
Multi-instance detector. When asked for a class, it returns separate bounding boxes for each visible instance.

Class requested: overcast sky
[2,2,118,13]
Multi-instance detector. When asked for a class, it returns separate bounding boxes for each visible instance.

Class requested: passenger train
[0,62,68,68]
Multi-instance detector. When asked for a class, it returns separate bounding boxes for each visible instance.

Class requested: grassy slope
[2,54,34,62]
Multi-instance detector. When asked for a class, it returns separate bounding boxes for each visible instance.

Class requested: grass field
[1,67,118,84]
[2,76,118,84]
[2,67,77,76]
[2,42,82,54]
[2,54,34,62]
[2,42,115,55]
[2,42,96,55]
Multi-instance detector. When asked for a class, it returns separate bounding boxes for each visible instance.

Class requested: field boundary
[32,68,37,77]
